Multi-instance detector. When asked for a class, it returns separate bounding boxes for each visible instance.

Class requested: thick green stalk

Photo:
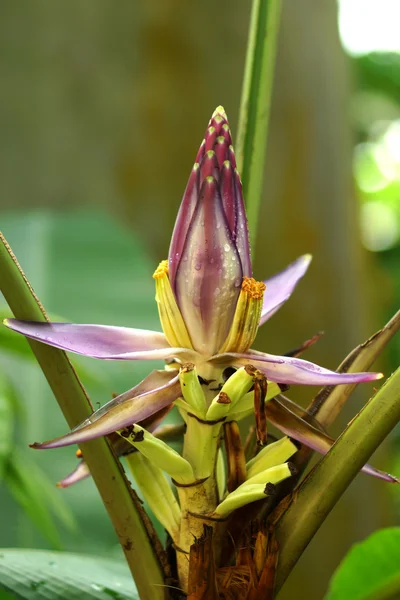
[274,367,400,593]
[0,233,166,600]
[236,0,282,249]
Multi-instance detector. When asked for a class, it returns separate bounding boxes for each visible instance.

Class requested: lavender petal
[57,461,91,488]
[30,370,181,449]
[259,254,312,326]
[4,320,197,361]
[212,351,383,385]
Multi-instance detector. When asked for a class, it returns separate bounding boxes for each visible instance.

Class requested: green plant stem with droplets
[236,0,282,250]
[0,233,165,600]
[274,367,400,592]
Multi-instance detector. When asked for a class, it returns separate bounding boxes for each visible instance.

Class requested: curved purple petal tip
[214,350,383,386]
[260,254,312,326]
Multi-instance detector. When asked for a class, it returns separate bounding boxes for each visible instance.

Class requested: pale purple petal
[30,370,181,449]
[259,255,312,326]
[175,176,242,356]
[57,461,91,488]
[214,351,383,386]
[266,398,399,483]
[4,320,197,361]
[56,398,175,487]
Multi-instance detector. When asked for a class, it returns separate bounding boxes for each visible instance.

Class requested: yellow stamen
[219,277,266,353]
[153,260,193,349]
[153,260,169,279]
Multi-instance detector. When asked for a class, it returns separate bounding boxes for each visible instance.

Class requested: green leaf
[4,451,64,550]
[0,549,139,599]
[0,375,14,479]
[325,528,400,600]
[236,0,282,249]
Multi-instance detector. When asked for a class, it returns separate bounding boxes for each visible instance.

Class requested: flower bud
[168,106,252,356]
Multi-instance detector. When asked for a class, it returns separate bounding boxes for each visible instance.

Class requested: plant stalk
[236,0,282,250]
[274,367,400,593]
[0,233,166,600]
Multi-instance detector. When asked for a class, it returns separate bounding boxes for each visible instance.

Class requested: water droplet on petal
[215,287,221,296]
[224,243,230,252]
[194,261,202,271]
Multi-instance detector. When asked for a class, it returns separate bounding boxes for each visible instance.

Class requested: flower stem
[236,0,282,251]
[0,233,166,600]
[274,367,400,593]
[176,413,222,590]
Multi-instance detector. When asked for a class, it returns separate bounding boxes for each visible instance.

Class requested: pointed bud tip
[212,105,228,120]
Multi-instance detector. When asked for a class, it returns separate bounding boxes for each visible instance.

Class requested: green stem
[274,367,400,593]
[0,233,165,600]
[236,0,282,250]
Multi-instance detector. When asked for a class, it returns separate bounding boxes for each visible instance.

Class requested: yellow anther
[241,277,266,300]
[153,260,169,279]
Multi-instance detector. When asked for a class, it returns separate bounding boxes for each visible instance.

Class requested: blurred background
[0,1,399,598]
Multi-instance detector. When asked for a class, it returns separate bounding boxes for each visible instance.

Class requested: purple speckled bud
[168,107,251,356]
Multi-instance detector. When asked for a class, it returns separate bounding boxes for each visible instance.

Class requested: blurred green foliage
[351,52,400,370]
[326,528,400,600]
[0,211,165,556]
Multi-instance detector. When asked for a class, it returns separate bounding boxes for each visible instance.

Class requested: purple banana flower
[3,106,385,476]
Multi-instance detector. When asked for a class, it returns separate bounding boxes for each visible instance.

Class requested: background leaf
[0,210,166,554]
[0,549,139,600]
[325,528,400,600]
[3,450,76,550]
[0,375,14,480]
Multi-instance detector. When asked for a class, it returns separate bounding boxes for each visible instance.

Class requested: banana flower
[4,107,387,478]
